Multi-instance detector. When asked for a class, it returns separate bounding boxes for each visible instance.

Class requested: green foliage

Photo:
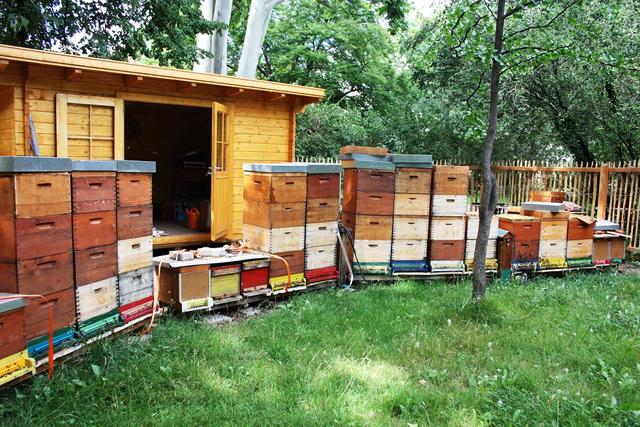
[0,0,221,68]
[1,273,639,425]
[406,0,640,162]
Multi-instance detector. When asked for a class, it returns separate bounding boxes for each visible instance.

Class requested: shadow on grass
[457,298,504,326]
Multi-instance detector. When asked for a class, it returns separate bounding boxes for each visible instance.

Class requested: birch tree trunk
[194,0,214,73]
[236,0,284,78]
[472,0,505,301]
[212,0,233,74]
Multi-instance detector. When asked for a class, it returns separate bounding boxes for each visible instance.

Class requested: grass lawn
[1,272,639,426]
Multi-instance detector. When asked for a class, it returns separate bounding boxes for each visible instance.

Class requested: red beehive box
[498,214,541,242]
[241,259,270,292]
[568,216,595,240]
[0,294,27,359]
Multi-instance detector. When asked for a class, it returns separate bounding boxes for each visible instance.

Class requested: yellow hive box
[538,257,569,269]
[0,350,36,386]
[269,273,306,291]
[465,259,498,271]
[210,272,241,299]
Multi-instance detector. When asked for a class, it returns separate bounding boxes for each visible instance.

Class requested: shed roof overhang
[0,44,325,107]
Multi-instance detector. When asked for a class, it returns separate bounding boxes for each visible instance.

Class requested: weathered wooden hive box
[592,220,625,265]
[340,147,395,275]
[115,160,155,323]
[0,157,77,357]
[497,214,541,270]
[243,163,307,290]
[567,215,595,267]
[464,213,499,270]
[157,263,212,312]
[430,165,469,272]
[389,154,432,273]
[304,163,341,284]
[71,160,120,337]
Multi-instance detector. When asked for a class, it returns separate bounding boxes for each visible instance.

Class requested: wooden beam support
[177,81,198,92]
[125,75,144,86]
[0,59,8,72]
[597,163,610,219]
[266,92,286,102]
[225,88,245,97]
[65,68,82,81]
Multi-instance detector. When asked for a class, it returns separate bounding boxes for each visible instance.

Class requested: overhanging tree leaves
[0,0,220,68]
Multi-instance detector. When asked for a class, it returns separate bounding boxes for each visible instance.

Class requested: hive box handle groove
[37,260,56,269]
[90,218,103,224]
[37,182,52,189]
[36,221,55,229]
[89,182,103,189]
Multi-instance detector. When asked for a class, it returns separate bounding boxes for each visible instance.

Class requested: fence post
[597,163,609,219]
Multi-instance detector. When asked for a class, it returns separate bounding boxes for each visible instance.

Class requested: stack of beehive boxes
[0,296,35,386]
[567,215,595,267]
[116,161,155,323]
[341,149,395,275]
[429,166,469,272]
[304,164,342,284]
[243,164,307,291]
[0,157,77,357]
[497,214,541,270]
[521,202,569,269]
[465,212,499,271]
[71,161,120,337]
[389,154,432,273]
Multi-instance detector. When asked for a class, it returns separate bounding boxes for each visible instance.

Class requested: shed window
[56,94,123,159]
[215,109,229,172]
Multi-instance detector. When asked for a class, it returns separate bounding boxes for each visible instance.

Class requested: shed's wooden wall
[0,62,295,240]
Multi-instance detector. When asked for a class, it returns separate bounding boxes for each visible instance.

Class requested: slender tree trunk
[472,0,505,301]
[212,0,233,74]
[194,0,214,72]
[236,0,284,78]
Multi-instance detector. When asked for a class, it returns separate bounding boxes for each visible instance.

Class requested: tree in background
[407,0,639,164]
[0,0,220,68]
[194,0,233,74]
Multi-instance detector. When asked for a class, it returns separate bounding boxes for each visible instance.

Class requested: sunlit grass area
[1,272,639,426]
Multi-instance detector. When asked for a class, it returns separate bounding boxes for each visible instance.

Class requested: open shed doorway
[124,101,212,249]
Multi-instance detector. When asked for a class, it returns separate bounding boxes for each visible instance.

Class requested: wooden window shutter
[56,94,124,160]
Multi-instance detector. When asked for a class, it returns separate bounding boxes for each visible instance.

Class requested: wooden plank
[597,163,609,219]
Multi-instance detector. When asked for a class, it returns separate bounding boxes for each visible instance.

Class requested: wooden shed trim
[0,44,325,100]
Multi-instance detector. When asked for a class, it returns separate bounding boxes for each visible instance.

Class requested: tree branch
[504,0,539,19]
[597,60,640,73]
[500,43,573,74]
[504,0,580,40]
[466,71,487,105]
[452,14,487,51]
[483,0,497,20]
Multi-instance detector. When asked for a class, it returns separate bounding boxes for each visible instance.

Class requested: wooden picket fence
[443,160,640,248]
[297,156,640,248]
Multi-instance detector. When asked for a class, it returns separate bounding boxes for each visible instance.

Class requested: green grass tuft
[1,271,639,426]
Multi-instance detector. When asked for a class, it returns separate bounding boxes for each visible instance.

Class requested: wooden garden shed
[0,44,324,248]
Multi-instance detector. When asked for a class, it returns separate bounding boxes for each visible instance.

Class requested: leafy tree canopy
[0,0,221,68]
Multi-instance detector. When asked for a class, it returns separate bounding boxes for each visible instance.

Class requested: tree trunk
[236,0,284,79]
[472,0,506,302]
[194,0,214,73]
[212,0,233,74]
